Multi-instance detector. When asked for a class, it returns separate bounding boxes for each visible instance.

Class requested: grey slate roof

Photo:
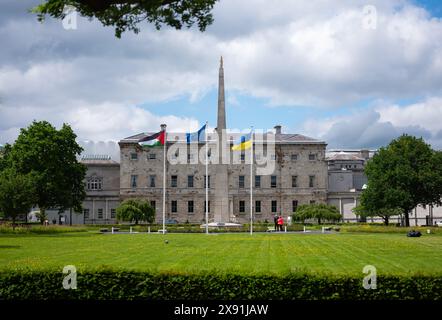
[80,154,119,166]
[325,152,365,161]
[119,131,325,144]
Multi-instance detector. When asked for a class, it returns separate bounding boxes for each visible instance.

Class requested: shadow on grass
[0,245,21,249]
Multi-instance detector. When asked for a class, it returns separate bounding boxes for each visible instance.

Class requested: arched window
[87,177,102,190]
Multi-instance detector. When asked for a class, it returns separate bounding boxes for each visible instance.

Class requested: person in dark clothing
[274,215,279,231]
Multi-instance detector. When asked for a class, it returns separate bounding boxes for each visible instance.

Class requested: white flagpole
[162,125,167,235]
[205,121,209,235]
[250,127,254,235]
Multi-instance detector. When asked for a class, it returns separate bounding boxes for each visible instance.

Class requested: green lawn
[1,231,442,275]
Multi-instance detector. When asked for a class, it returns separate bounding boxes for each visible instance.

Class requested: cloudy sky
[1,0,442,159]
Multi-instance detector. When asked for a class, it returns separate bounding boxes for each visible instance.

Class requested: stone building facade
[118,129,328,224]
[81,155,120,224]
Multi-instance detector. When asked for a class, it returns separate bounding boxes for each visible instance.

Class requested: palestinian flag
[138,131,165,147]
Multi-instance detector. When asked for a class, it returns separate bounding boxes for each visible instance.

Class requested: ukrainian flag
[232,130,253,151]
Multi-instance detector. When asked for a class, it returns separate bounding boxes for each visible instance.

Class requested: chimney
[360,149,369,160]
[160,124,167,131]
[274,125,282,134]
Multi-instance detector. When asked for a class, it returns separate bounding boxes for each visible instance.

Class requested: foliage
[352,204,402,226]
[1,270,442,300]
[7,121,86,217]
[0,143,11,173]
[361,134,442,226]
[116,199,155,224]
[32,0,218,38]
[293,204,341,224]
[0,169,36,229]
[35,211,48,225]
[0,224,88,234]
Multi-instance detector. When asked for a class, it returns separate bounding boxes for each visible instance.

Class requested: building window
[292,175,298,188]
[292,200,298,212]
[150,201,156,210]
[271,200,277,213]
[291,154,298,161]
[188,175,194,188]
[310,200,316,205]
[97,209,103,219]
[130,153,138,160]
[309,175,315,188]
[110,209,116,219]
[171,175,178,187]
[271,175,277,188]
[240,153,245,161]
[309,154,316,161]
[239,201,245,213]
[239,175,245,188]
[87,177,102,190]
[255,201,261,213]
[171,200,177,213]
[255,175,261,188]
[204,175,211,188]
[188,201,194,213]
[149,153,156,160]
[130,175,138,188]
[83,209,89,219]
[204,201,210,213]
[149,175,156,188]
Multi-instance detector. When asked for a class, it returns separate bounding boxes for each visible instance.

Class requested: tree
[32,0,218,38]
[292,203,341,224]
[116,199,155,224]
[0,143,11,173]
[362,134,442,227]
[0,169,36,230]
[352,204,402,226]
[7,121,87,221]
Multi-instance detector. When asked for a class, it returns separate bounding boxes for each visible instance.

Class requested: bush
[1,270,441,300]
[0,224,88,234]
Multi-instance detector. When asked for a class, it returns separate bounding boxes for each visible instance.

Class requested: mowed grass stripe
[1,232,442,275]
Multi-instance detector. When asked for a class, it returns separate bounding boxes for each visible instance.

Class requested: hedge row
[1,271,441,300]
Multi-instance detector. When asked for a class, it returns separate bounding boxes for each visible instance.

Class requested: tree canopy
[361,134,442,226]
[116,199,155,224]
[0,169,36,229]
[32,0,218,38]
[7,121,86,217]
[292,203,342,224]
[352,204,402,226]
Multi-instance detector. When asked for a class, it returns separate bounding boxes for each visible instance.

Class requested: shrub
[0,270,441,300]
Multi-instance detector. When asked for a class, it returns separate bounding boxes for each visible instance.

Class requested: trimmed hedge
[1,270,441,300]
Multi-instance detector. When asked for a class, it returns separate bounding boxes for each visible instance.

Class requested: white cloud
[302,97,441,149]
[1,0,442,149]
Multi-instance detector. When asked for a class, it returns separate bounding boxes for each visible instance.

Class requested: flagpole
[162,125,167,235]
[205,121,209,235]
[250,127,254,235]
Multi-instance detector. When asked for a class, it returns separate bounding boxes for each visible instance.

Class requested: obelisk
[214,57,229,222]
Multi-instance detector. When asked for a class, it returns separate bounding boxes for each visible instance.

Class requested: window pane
[309,175,315,188]
[239,201,245,212]
[271,176,277,188]
[131,153,138,160]
[150,175,156,187]
[292,176,298,188]
[188,175,194,188]
[255,201,261,213]
[188,201,194,213]
[239,176,245,188]
[172,201,177,213]
[131,175,138,188]
[171,176,177,187]
[255,176,261,188]
[271,200,277,213]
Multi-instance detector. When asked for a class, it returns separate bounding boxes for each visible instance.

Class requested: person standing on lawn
[274,214,279,231]
[277,216,284,231]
